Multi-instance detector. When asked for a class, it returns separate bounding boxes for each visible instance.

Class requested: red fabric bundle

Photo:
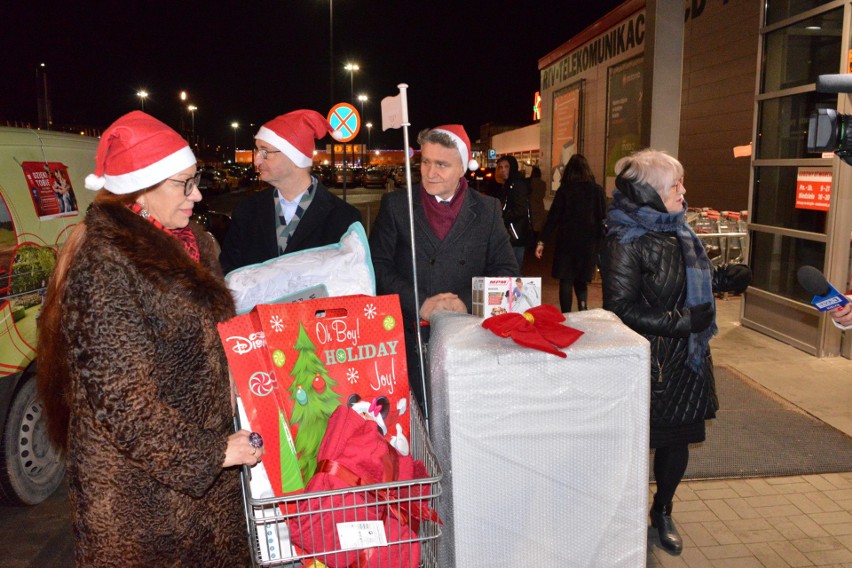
[289,406,439,568]
[482,304,584,357]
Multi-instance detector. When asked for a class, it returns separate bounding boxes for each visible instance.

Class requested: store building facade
[538,0,852,358]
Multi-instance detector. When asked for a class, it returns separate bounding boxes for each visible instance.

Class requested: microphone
[816,74,852,93]
[796,265,850,311]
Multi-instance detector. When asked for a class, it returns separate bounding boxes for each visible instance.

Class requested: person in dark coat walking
[219,110,362,274]
[535,154,606,312]
[600,149,751,556]
[497,155,534,268]
[37,111,264,567]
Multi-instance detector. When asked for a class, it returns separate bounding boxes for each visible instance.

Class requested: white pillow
[226,222,375,314]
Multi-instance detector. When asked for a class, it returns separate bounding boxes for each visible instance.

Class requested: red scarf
[128,203,200,263]
[420,178,467,240]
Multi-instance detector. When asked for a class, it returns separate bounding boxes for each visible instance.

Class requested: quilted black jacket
[601,231,721,428]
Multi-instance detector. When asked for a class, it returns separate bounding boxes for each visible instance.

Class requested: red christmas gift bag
[218,312,305,497]
[254,294,411,485]
[289,405,439,568]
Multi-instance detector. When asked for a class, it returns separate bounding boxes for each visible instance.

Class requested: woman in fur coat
[37,111,263,567]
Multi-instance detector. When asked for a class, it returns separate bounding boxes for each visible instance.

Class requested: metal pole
[398,83,429,424]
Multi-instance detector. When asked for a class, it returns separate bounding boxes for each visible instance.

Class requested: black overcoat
[219,182,362,274]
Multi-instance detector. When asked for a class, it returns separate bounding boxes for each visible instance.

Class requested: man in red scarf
[369,124,519,406]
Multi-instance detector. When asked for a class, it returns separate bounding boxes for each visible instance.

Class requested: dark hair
[563,154,595,184]
[530,166,542,179]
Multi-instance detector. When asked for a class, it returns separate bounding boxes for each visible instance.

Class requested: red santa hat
[84,111,196,195]
[432,124,479,171]
[255,110,332,168]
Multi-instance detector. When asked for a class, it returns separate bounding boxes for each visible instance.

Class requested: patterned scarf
[606,189,716,373]
[421,178,467,240]
[276,177,318,254]
[128,203,200,263]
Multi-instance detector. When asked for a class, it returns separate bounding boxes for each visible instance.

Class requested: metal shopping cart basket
[240,401,443,568]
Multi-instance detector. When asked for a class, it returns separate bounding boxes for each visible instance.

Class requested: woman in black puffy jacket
[600,149,750,556]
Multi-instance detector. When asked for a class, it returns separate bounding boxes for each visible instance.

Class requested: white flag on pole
[381,94,403,131]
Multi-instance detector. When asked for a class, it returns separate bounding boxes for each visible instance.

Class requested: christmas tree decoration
[288,323,342,482]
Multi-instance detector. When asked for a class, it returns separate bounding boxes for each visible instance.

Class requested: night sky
[3,1,623,150]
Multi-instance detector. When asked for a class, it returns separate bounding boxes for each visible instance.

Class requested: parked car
[197,169,229,195]
[0,127,100,505]
[222,165,244,190]
[394,163,421,188]
[312,165,335,187]
[465,166,496,193]
[363,167,388,188]
[334,166,364,188]
[190,202,231,245]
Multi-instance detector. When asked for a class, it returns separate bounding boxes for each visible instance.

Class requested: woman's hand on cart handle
[223,430,265,468]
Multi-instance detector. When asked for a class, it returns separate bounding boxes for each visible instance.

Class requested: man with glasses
[219,109,362,274]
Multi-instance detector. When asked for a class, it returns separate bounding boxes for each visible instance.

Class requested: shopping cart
[240,400,443,568]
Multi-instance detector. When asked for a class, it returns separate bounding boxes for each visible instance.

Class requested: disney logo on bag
[249,372,277,396]
[225,332,266,355]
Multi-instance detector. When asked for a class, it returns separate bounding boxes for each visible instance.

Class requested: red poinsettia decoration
[481,304,584,358]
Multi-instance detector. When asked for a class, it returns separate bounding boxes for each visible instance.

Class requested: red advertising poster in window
[21,162,79,219]
[795,168,832,211]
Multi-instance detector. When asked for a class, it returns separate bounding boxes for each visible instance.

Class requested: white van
[0,127,97,504]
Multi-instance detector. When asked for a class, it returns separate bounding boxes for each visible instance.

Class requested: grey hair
[417,128,457,151]
[615,149,684,196]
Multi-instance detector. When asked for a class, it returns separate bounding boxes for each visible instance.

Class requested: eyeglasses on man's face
[255,147,282,160]
[166,173,201,196]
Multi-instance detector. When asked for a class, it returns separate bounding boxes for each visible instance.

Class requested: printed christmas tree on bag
[288,323,342,481]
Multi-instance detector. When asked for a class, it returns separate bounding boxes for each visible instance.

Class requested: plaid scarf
[276,177,317,254]
[128,203,200,263]
[607,189,716,373]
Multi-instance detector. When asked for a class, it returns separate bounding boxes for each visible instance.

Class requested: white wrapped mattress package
[225,222,375,314]
[428,309,650,567]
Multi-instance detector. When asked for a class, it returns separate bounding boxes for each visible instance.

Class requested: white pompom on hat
[255,110,332,169]
[85,111,196,195]
[432,124,479,171]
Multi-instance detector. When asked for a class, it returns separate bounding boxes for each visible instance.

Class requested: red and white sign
[795,168,832,211]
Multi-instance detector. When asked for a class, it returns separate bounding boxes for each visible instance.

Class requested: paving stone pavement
[646,474,852,567]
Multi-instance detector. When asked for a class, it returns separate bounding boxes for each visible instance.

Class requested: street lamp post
[344,63,359,102]
[365,122,372,167]
[188,105,197,132]
[231,122,239,163]
[329,0,334,107]
[179,91,187,132]
[187,105,197,147]
[136,90,148,111]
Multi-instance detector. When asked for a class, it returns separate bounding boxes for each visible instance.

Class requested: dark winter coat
[601,230,722,431]
[500,157,534,247]
[219,181,363,274]
[540,180,606,281]
[61,202,248,567]
[369,183,519,404]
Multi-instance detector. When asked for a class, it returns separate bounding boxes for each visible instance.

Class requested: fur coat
[60,202,248,566]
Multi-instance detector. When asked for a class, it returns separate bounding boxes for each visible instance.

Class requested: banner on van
[21,162,79,219]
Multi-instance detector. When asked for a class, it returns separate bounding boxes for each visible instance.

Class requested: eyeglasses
[256,148,282,160]
[166,173,201,196]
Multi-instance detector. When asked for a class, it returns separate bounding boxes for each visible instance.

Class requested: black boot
[650,503,682,555]
[577,300,588,311]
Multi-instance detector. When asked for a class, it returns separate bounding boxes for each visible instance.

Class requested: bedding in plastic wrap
[225,222,375,314]
[427,309,650,567]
